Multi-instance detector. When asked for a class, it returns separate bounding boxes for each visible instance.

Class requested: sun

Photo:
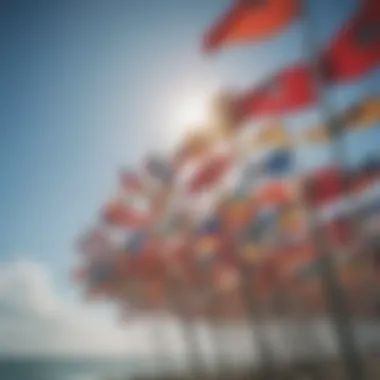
[175,94,210,128]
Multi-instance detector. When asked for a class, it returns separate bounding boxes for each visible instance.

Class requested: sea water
[0,357,155,380]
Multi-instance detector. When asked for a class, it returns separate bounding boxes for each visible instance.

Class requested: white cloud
[0,260,153,357]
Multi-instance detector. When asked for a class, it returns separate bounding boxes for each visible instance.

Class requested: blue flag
[261,149,293,177]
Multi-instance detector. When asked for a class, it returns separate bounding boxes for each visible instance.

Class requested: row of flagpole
[71,0,380,379]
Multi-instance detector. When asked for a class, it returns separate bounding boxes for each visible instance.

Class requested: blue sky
[0,0,379,356]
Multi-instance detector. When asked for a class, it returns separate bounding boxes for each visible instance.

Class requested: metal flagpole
[165,271,207,380]
[228,141,279,379]
[299,2,365,379]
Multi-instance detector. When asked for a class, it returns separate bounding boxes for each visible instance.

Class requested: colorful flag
[304,166,345,206]
[324,218,351,247]
[174,130,215,168]
[250,119,292,151]
[211,90,245,134]
[76,228,111,257]
[213,264,240,293]
[345,97,380,129]
[125,231,147,257]
[322,0,380,83]
[273,242,316,278]
[119,169,144,194]
[196,215,222,235]
[353,154,380,193]
[186,152,233,194]
[301,125,330,145]
[222,195,255,231]
[102,199,148,229]
[194,235,221,267]
[277,205,308,244]
[239,242,266,263]
[144,154,174,183]
[303,97,380,144]
[260,148,293,176]
[237,65,316,120]
[203,0,299,53]
[256,179,297,207]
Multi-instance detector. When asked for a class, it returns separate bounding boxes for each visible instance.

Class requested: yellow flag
[244,119,291,154]
[261,120,291,146]
[345,97,380,129]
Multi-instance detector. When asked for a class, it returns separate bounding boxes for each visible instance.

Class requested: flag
[302,125,330,145]
[247,119,292,152]
[125,231,147,257]
[277,205,308,243]
[305,97,380,143]
[197,215,222,235]
[256,179,296,206]
[186,152,233,194]
[237,65,316,120]
[324,218,351,247]
[260,148,293,176]
[119,169,144,194]
[273,242,316,278]
[102,199,148,229]
[76,228,111,257]
[212,90,244,133]
[203,0,299,53]
[322,0,380,83]
[213,264,240,293]
[222,195,255,231]
[304,166,345,206]
[257,119,291,147]
[239,242,267,263]
[345,97,380,129]
[194,236,221,267]
[174,130,215,168]
[144,154,174,183]
[354,154,380,193]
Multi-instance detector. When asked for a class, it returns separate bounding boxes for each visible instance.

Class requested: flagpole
[300,2,365,379]
[228,144,279,379]
[165,271,208,379]
[201,271,233,378]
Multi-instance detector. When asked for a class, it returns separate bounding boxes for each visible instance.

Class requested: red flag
[323,0,380,83]
[324,218,351,247]
[305,166,345,206]
[237,65,316,120]
[203,0,299,53]
[186,153,233,194]
[102,200,148,229]
[256,179,296,207]
[119,169,144,194]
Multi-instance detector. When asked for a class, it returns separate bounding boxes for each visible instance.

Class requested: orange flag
[344,97,380,129]
[203,0,299,53]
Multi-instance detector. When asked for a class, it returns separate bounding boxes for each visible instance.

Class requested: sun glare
[176,94,210,128]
